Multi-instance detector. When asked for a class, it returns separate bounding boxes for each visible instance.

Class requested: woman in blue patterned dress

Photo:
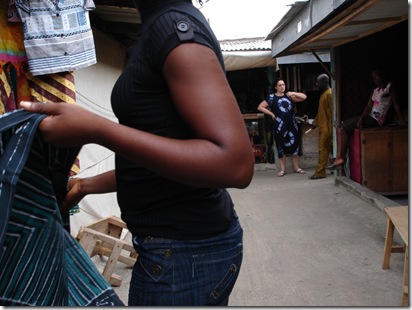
[258,78,307,177]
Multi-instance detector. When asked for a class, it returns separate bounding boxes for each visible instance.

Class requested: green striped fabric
[0,110,124,306]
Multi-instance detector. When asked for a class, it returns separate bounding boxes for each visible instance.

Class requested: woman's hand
[257,100,275,120]
[60,170,117,213]
[60,177,86,214]
[20,101,109,147]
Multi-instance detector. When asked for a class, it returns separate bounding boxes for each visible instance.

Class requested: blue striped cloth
[0,109,124,306]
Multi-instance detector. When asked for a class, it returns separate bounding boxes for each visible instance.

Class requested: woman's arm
[161,43,254,188]
[257,100,275,119]
[61,170,116,213]
[21,43,254,189]
[286,91,307,102]
[357,92,373,128]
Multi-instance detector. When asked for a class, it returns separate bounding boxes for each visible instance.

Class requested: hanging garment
[0,0,26,65]
[0,0,31,111]
[26,71,77,105]
[1,0,80,185]
[15,0,97,76]
[0,109,124,306]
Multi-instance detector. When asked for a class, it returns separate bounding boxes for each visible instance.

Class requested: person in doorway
[327,69,406,170]
[20,0,255,306]
[308,74,333,180]
[257,78,307,177]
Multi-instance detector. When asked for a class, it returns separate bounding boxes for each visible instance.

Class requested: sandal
[277,171,285,177]
[293,168,306,174]
[326,163,344,170]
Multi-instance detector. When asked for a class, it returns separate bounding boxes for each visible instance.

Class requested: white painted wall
[70,29,125,235]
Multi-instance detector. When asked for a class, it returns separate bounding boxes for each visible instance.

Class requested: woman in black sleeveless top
[21,0,254,306]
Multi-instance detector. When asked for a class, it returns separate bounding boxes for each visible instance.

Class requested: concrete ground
[98,166,407,307]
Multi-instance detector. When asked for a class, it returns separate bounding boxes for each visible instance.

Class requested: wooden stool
[382,206,408,306]
[76,216,138,286]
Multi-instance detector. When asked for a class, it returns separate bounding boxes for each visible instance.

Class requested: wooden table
[382,206,408,306]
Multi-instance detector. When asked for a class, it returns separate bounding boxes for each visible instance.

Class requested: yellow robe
[313,88,333,176]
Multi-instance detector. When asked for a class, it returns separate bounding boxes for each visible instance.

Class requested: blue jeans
[128,213,243,306]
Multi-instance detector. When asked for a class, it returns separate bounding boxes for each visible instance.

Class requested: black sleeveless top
[110,0,234,240]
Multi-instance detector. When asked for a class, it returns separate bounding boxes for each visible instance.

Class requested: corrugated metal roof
[219,37,271,52]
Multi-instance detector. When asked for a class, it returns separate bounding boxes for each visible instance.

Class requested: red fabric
[349,128,362,184]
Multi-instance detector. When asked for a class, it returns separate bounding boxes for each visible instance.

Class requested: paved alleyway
[109,167,406,307]
[227,168,405,306]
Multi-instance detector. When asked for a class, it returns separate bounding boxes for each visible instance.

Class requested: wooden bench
[382,206,408,306]
[76,216,138,287]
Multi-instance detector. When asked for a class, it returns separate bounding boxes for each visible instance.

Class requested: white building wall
[69,29,125,235]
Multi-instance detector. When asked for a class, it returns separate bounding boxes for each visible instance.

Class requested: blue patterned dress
[268,93,300,157]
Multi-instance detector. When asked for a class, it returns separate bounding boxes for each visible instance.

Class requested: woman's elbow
[296,94,307,102]
[237,164,254,189]
[230,150,255,189]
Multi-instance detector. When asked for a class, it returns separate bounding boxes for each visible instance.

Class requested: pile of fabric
[0,1,124,306]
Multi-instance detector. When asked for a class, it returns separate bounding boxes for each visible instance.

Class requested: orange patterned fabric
[26,71,77,105]
[25,71,80,175]
[0,0,79,175]
[0,0,31,112]
[0,0,26,65]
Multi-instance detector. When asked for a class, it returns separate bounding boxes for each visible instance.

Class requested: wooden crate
[76,216,138,286]
[350,126,408,194]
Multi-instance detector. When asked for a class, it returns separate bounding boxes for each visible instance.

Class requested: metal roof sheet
[266,0,408,57]
[219,38,271,52]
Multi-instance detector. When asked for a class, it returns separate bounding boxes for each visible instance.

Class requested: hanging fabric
[0,109,124,306]
[15,0,97,76]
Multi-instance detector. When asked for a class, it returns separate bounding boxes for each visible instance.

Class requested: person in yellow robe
[309,74,333,179]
